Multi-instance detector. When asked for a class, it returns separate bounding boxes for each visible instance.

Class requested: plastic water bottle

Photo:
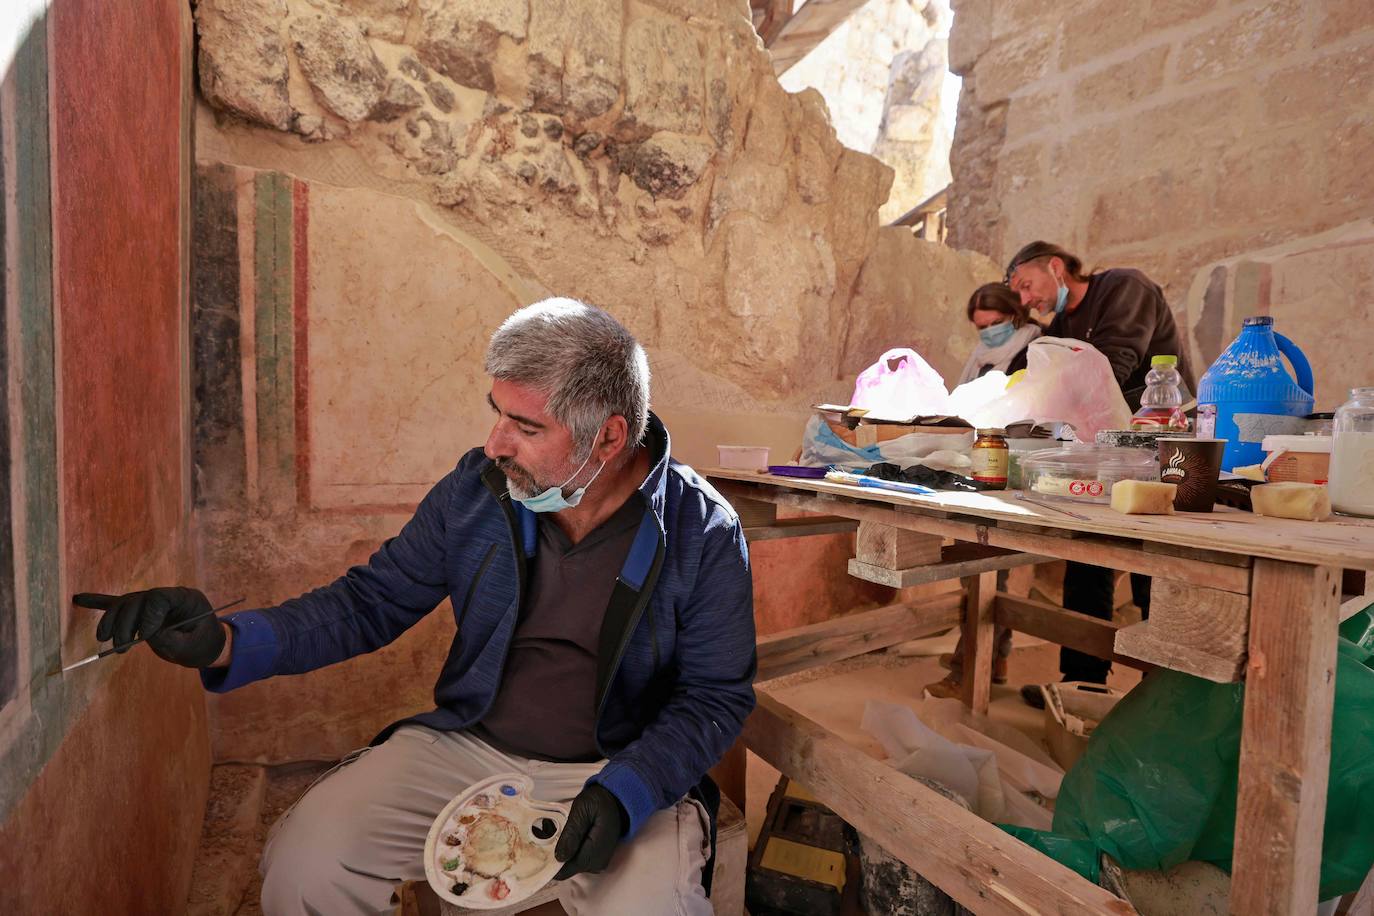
[1131,355,1189,431]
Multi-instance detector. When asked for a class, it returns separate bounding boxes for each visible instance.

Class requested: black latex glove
[553,784,627,881]
[73,587,226,668]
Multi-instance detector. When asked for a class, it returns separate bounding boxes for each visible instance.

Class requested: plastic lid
[1150,355,1178,367]
[1021,445,1159,474]
[975,428,1007,436]
[1261,434,1332,454]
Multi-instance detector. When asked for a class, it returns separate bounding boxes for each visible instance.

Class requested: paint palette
[424,773,568,909]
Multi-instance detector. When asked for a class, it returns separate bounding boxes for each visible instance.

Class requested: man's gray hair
[485,298,651,452]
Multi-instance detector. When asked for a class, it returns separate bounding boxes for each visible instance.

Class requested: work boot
[939,653,1009,684]
[925,676,962,700]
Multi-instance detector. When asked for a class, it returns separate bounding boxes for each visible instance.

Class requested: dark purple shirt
[472,495,643,761]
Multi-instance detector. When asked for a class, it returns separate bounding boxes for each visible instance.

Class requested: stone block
[1326,115,1374,206]
[195,0,293,131]
[369,78,425,122]
[989,0,1063,42]
[1073,45,1169,114]
[622,14,706,135]
[415,0,529,92]
[1121,84,1254,163]
[1211,135,1318,224]
[527,0,623,122]
[1004,87,1063,139]
[307,0,410,41]
[289,14,388,122]
[975,27,1057,104]
[625,133,715,200]
[995,140,1047,199]
[1145,0,1219,30]
[1259,42,1374,126]
[1061,0,1145,70]
[947,0,991,75]
[1087,166,1213,250]
[1315,0,1374,46]
[1176,0,1303,84]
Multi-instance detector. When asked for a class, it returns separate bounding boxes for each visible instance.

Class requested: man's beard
[496,458,544,500]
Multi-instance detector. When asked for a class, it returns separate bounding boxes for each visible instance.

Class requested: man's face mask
[510,444,606,513]
[978,321,1016,348]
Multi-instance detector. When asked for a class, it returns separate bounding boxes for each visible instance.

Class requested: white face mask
[510,446,606,513]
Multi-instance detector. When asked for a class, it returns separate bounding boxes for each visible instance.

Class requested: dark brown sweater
[1043,268,1195,411]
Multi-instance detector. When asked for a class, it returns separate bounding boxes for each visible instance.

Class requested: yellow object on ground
[1232,464,1266,481]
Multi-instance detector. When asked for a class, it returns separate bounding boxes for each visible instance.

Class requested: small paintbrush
[48,596,247,676]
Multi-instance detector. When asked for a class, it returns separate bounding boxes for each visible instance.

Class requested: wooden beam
[1112,621,1244,683]
[994,593,1152,671]
[744,515,857,542]
[848,542,1049,588]
[961,570,998,714]
[855,520,942,568]
[1231,560,1341,914]
[711,480,1253,593]
[769,0,869,74]
[743,692,1138,915]
[757,595,961,682]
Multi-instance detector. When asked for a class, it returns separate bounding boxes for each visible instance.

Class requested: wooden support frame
[1231,560,1341,913]
[961,570,997,714]
[743,691,1137,915]
[743,515,857,542]
[713,479,1252,593]
[848,542,1049,588]
[994,593,1152,671]
[756,594,961,682]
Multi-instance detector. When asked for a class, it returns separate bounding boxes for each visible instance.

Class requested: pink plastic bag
[849,348,950,420]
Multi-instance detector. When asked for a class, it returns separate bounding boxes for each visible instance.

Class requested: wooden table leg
[961,569,997,715]
[708,738,748,810]
[1230,559,1341,914]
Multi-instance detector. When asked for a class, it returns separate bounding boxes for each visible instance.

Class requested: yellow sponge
[1251,482,1331,521]
[1110,479,1177,515]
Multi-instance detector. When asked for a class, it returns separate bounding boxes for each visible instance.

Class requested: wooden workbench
[706,467,1374,916]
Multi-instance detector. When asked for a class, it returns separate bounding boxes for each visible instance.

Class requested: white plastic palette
[424,773,569,909]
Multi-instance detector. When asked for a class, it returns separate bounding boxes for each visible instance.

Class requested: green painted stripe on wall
[253,171,295,504]
[0,13,68,823]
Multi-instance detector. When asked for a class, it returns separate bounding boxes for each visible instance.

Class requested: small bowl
[717,445,770,471]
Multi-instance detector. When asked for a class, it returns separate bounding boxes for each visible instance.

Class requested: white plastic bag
[862,701,1004,820]
[849,348,950,420]
[962,337,1131,439]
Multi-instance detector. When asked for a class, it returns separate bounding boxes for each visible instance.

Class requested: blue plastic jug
[1197,316,1314,470]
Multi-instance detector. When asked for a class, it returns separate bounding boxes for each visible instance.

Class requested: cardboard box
[814,404,972,448]
[1041,681,1125,771]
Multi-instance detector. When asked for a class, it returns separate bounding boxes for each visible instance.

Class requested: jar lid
[975,428,1007,436]
[1261,434,1332,454]
[1150,355,1178,367]
[1021,445,1159,474]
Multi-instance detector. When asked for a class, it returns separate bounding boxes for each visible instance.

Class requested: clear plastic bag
[964,338,1131,439]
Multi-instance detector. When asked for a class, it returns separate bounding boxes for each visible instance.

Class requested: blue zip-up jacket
[203,414,757,837]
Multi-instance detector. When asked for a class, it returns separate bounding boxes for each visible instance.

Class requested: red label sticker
[1069,480,1087,496]
[1087,481,1104,497]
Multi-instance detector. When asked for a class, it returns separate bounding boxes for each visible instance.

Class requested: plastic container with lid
[1330,387,1374,517]
[1260,433,1332,484]
[1021,445,1160,504]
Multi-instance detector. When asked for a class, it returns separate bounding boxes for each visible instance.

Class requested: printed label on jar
[1067,479,1105,497]
[971,448,1009,485]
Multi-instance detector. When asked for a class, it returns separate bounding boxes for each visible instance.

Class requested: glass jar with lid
[972,428,1009,489]
[1329,387,1374,517]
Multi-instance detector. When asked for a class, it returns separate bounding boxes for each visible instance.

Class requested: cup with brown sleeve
[1158,438,1226,512]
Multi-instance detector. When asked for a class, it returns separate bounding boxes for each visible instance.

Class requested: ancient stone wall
[189,0,998,761]
[948,0,1374,399]
[782,0,956,221]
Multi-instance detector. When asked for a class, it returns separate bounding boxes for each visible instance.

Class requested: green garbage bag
[1001,609,1374,901]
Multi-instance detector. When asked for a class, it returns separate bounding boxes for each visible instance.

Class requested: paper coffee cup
[1159,438,1226,512]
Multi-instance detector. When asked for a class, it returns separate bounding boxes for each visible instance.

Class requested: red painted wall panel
[51,0,184,593]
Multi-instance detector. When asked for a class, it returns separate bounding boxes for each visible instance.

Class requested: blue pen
[827,470,936,496]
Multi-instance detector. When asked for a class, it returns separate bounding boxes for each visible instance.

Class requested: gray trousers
[260,726,713,916]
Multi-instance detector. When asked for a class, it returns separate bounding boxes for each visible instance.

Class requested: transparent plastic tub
[1021,445,1160,505]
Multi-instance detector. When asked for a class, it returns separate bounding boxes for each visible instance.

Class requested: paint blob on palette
[425,773,569,908]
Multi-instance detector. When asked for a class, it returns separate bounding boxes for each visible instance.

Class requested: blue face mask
[978,321,1016,348]
[511,446,606,513]
[1053,275,1069,314]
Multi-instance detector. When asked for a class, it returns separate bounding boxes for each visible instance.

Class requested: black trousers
[1060,562,1151,682]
